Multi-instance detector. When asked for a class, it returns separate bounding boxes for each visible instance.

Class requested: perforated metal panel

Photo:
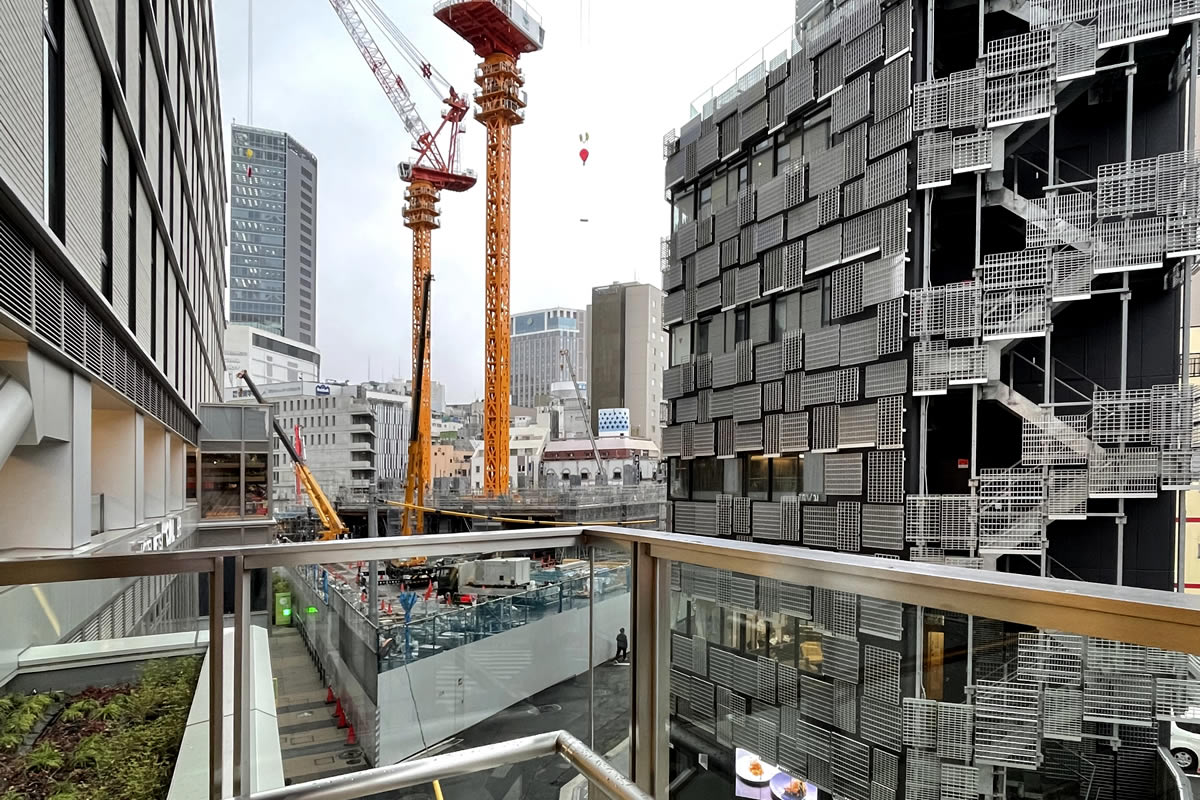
[812,404,839,452]
[948,66,986,128]
[864,644,902,702]
[909,285,944,338]
[844,210,883,260]
[1047,468,1089,518]
[905,495,941,543]
[804,370,839,406]
[986,69,1053,126]
[833,72,873,133]
[913,340,949,395]
[862,504,906,550]
[807,224,844,273]
[816,47,845,100]
[952,130,992,173]
[827,452,865,495]
[834,679,859,734]
[863,255,904,308]
[1043,686,1084,741]
[938,702,975,761]
[780,580,812,618]
[881,200,909,256]
[780,411,810,453]
[865,359,909,397]
[823,633,861,683]
[902,698,938,749]
[867,450,904,503]
[839,402,877,449]
[837,500,862,551]
[806,326,842,370]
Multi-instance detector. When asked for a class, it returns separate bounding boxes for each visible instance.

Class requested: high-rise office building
[586,283,666,445]
[229,123,318,346]
[510,307,587,408]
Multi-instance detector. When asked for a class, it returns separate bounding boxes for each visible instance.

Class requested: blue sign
[315,384,331,396]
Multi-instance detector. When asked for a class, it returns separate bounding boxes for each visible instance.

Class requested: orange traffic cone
[346,725,357,745]
[333,698,343,718]
[325,687,335,704]
[337,708,348,729]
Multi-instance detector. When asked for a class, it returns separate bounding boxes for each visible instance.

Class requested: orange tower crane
[434,0,544,496]
[328,0,476,524]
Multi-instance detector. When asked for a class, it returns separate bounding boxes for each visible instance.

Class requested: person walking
[615,628,629,662]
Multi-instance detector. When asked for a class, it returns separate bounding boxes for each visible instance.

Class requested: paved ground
[361,658,633,800]
[268,626,369,785]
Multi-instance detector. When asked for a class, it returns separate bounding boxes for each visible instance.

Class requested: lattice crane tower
[435,0,544,496]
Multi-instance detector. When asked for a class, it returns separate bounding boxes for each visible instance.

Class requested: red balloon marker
[579,147,589,165]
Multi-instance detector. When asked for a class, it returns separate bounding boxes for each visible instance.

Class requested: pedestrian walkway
[268,625,368,785]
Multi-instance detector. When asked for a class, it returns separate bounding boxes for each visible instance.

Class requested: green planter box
[274,591,292,626]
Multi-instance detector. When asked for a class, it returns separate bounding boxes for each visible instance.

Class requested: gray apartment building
[229,123,318,346]
[586,282,667,445]
[510,306,587,407]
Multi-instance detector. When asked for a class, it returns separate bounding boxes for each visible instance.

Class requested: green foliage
[0,790,27,800]
[47,781,85,800]
[0,732,23,751]
[25,742,63,771]
[0,697,15,714]
[60,699,99,723]
[89,700,124,722]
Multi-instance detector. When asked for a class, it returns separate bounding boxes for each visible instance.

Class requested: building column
[92,406,137,530]
[144,420,167,518]
[134,413,145,524]
[168,434,186,511]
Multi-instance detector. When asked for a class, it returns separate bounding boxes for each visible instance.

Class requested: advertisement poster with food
[733,747,822,799]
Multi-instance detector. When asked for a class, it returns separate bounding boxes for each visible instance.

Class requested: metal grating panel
[844,209,883,259]
[986,29,1053,76]
[1019,631,1083,685]
[863,254,904,306]
[1088,638,1148,671]
[832,262,865,319]
[1098,0,1169,46]
[816,47,845,100]
[874,748,899,791]
[873,395,902,450]
[756,342,784,383]
[864,644,901,702]
[733,383,763,423]
[952,130,992,173]
[1083,670,1154,725]
[944,282,981,339]
[784,240,805,288]
[881,200,908,256]
[902,698,938,749]
[937,702,975,761]
[913,76,949,130]
[861,696,903,752]
[784,329,804,372]
[913,340,949,395]
[986,69,1053,127]
[982,248,1050,289]
[833,72,872,133]
[807,225,843,273]
[819,188,843,228]
[906,496,941,543]
[867,450,904,503]
[804,504,838,548]
[806,326,842,370]
[801,675,836,726]
[826,453,864,495]
[948,66,986,128]
[837,500,862,551]
[813,405,840,452]
[810,143,847,196]
[763,381,783,413]
[1093,216,1165,273]
[781,411,810,452]
[780,580,812,618]
[841,316,879,365]
[875,53,913,123]
[865,359,908,397]
[1051,249,1094,301]
[753,501,782,540]
[981,287,1048,340]
[1157,149,1200,215]
[939,764,978,800]
[823,634,861,684]
[846,23,884,80]
[834,680,859,734]
[1154,678,1200,720]
[974,680,1041,768]
[780,497,801,542]
[947,344,992,385]
[1096,155,1158,216]
[869,108,914,162]
[916,131,953,188]
[1088,446,1160,498]
[1028,192,1094,247]
[1092,388,1153,443]
[941,494,977,550]
[841,401,877,448]
[862,504,906,550]
[909,286,945,337]
[832,730,870,798]
[864,150,909,209]
[735,421,764,452]
[804,370,839,406]
[1048,468,1089,518]
[1021,411,1089,465]
[1043,686,1084,740]
[877,297,904,356]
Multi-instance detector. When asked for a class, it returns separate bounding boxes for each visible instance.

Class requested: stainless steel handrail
[244,729,648,800]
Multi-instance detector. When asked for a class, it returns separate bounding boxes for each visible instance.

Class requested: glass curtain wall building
[510,307,587,408]
[229,123,318,346]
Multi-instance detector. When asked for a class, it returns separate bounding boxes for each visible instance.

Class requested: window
[751,139,773,185]
[101,87,113,300]
[737,163,748,192]
[672,190,694,230]
[734,308,750,344]
[669,458,689,500]
[775,291,799,343]
[691,457,723,501]
[1190,353,1200,377]
[775,138,791,173]
[42,0,64,236]
[201,453,241,519]
[699,184,712,220]
[723,459,743,494]
[750,302,771,345]
[772,457,800,496]
[747,456,769,500]
[671,324,693,366]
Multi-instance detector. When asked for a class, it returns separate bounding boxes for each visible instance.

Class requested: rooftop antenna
[247,0,254,124]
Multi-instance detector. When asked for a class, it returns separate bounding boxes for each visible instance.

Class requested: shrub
[25,742,64,772]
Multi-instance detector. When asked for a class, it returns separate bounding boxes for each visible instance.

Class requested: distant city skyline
[213,0,793,399]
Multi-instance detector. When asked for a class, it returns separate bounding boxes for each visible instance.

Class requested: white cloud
[214,0,793,401]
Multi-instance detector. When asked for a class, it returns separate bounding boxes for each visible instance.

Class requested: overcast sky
[213,0,794,403]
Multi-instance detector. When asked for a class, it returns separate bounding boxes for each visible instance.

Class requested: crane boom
[560,348,606,482]
[328,0,435,164]
[236,371,349,541]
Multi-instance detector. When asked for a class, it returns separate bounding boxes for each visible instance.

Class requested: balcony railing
[3,527,1200,799]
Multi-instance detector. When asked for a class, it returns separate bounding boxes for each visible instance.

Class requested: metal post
[630,542,668,798]
[233,555,251,796]
[368,492,379,623]
[208,557,224,800]
[966,614,974,687]
[1177,23,1198,593]
[915,607,925,698]
[588,545,595,750]
[1117,47,1135,586]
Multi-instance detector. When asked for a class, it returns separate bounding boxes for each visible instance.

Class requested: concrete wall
[376,592,629,764]
[589,288,626,433]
